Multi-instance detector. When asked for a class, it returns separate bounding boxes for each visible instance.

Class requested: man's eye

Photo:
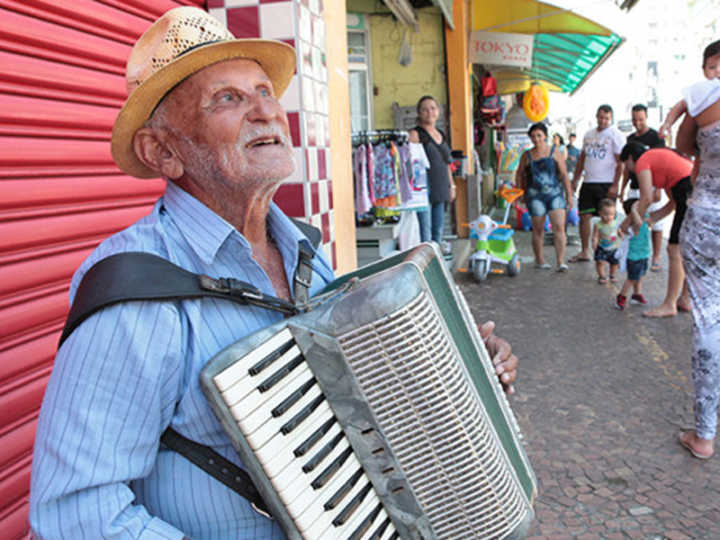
[217,91,241,103]
[259,88,271,97]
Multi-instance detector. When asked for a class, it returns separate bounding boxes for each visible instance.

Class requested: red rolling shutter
[0,1,204,537]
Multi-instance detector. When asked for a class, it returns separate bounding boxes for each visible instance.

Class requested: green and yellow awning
[471,0,624,95]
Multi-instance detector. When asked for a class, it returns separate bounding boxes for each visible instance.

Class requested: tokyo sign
[470,31,533,68]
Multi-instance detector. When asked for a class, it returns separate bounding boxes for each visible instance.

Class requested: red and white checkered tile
[208,0,335,267]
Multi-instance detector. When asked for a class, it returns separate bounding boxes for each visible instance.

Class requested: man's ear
[132,127,184,179]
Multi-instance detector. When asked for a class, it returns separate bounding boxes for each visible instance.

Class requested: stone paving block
[456,231,720,539]
[628,505,654,516]
[664,531,692,540]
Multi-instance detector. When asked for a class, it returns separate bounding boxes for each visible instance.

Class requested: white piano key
[379,522,397,540]
[352,504,388,540]
[238,373,319,434]
[291,455,364,533]
[248,400,333,457]
[212,328,294,391]
[291,461,360,534]
[280,434,352,497]
[219,344,305,408]
[234,384,324,450]
[330,489,381,540]
[261,420,343,479]
[271,436,351,508]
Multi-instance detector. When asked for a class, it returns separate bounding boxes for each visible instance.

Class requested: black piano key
[348,502,383,540]
[367,517,392,540]
[388,532,399,540]
[271,378,316,417]
[311,447,353,489]
[257,353,304,393]
[332,482,372,527]
[324,468,363,510]
[294,417,336,457]
[248,339,295,376]
[303,432,344,473]
[280,394,325,435]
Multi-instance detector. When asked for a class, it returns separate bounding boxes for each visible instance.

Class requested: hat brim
[111,39,296,179]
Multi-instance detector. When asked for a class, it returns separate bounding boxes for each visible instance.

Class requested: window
[347,17,373,133]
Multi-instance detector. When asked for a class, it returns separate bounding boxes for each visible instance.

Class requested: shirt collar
[162,182,316,264]
[162,182,238,264]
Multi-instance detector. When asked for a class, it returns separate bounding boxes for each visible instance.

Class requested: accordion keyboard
[212,328,398,540]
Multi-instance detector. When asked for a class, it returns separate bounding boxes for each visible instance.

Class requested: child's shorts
[626,258,649,281]
[594,246,619,265]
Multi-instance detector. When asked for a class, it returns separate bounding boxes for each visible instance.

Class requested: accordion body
[201,243,537,539]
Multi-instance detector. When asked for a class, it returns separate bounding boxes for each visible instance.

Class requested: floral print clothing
[680,119,720,439]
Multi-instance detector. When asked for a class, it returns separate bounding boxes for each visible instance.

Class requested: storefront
[0,1,351,535]
[0,1,625,534]
[470,0,624,210]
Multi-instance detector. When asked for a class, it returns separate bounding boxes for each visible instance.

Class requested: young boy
[616,199,651,310]
[593,198,622,284]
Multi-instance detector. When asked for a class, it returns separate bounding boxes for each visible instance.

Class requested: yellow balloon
[523,83,549,122]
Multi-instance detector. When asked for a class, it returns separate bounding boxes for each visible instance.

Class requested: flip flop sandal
[569,255,591,263]
[609,275,618,283]
[678,431,713,460]
[597,276,608,284]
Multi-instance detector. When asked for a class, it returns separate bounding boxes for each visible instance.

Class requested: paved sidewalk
[453,229,720,539]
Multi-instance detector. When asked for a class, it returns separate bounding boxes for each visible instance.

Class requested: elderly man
[29,7,518,539]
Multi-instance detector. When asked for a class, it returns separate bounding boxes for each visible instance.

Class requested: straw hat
[111,6,296,178]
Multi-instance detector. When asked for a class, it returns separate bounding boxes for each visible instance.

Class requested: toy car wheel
[473,259,490,282]
[507,253,521,277]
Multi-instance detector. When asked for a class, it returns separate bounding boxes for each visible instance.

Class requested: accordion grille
[337,291,527,539]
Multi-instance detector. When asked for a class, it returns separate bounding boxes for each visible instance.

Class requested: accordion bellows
[201,243,537,539]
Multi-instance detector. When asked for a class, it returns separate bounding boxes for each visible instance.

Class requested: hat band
[175,39,225,58]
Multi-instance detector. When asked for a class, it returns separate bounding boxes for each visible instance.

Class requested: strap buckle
[251,501,274,520]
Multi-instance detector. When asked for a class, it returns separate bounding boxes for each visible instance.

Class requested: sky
[538,0,718,138]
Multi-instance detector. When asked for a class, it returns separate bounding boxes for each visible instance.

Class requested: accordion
[200,243,536,539]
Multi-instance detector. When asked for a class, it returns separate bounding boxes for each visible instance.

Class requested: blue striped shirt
[30,182,335,539]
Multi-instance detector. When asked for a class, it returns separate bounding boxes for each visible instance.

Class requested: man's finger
[479,320,495,342]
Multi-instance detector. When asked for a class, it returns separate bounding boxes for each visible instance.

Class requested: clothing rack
[351,129,409,146]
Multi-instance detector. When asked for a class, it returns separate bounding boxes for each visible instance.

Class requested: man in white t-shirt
[569,104,625,262]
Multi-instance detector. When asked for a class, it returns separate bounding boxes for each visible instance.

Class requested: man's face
[569,135,576,145]
[631,109,647,133]
[160,59,294,192]
[596,109,612,130]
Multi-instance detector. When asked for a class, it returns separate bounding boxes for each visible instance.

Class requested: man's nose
[247,93,279,121]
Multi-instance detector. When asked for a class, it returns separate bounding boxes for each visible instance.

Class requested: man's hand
[606,183,618,200]
[479,321,517,395]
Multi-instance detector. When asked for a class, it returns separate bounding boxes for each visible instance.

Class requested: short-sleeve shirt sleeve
[611,128,625,155]
[683,79,720,117]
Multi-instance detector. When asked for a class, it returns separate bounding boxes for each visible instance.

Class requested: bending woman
[409,95,455,244]
[516,122,572,271]
[620,143,693,317]
[673,39,720,459]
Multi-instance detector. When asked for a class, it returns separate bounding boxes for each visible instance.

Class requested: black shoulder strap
[160,427,271,517]
[58,219,321,348]
[57,252,298,348]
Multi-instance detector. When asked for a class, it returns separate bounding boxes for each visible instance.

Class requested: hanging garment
[353,144,372,215]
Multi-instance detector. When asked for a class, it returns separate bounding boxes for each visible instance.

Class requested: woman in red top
[620,144,693,317]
